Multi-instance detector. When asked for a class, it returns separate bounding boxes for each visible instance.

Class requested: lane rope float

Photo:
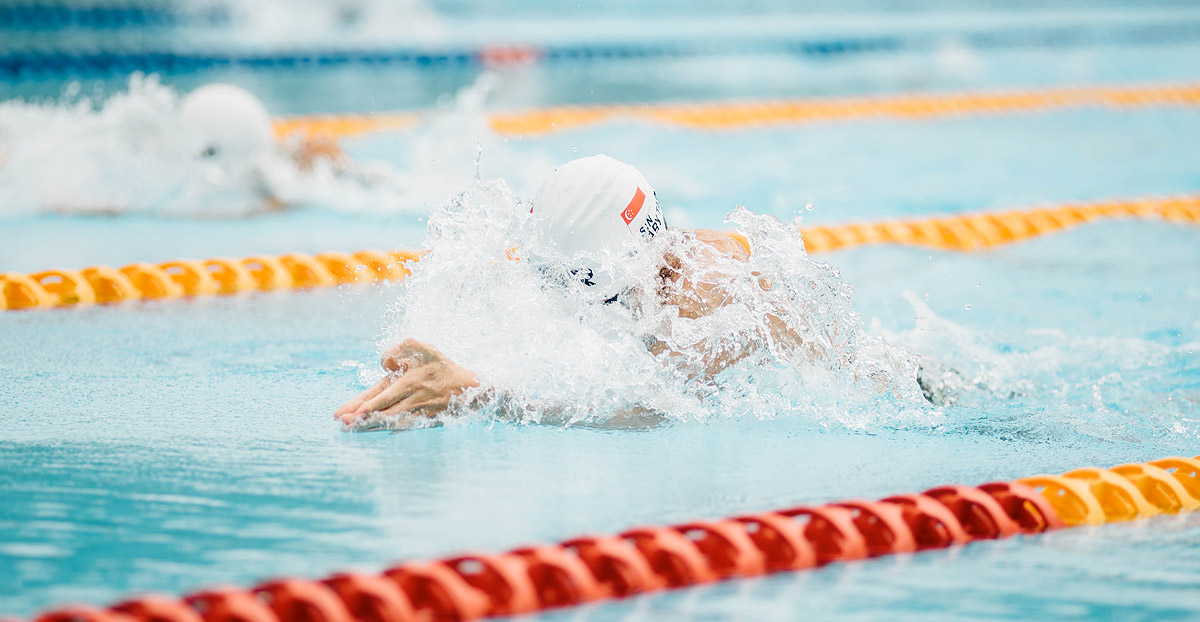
[272,82,1200,139]
[273,113,419,139]
[3,195,1198,312]
[0,250,421,311]
[794,194,1200,253]
[10,454,1200,622]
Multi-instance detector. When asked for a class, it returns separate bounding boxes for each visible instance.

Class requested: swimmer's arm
[696,228,846,358]
[334,340,663,430]
[646,335,754,381]
[669,229,834,374]
[691,229,751,261]
[290,134,345,171]
[334,339,480,427]
[642,230,757,378]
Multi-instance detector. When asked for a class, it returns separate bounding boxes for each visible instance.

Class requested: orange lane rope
[1,250,421,311]
[2,195,1198,312]
[12,454,1200,622]
[272,83,1200,139]
[272,113,418,140]
[796,194,1200,254]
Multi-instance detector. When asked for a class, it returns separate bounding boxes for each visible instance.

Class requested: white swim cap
[530,154,667,299]
[180,83,273,165]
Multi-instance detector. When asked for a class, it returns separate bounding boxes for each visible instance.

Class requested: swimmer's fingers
[382,355,419,374]
[383,341,422,364]
[340,390,441,431]
[378,391,447,419]
[343,414,389,432]
[356,345,477,417]
[343,410,436,432]
[335,375,393,420]
[389,338,444,365]
[357,376,421,414]
[381,412,441,431]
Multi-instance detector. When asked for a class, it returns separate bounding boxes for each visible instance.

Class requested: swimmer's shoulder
[689,229,751,261]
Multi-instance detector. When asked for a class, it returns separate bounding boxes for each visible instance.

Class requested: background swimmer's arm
[290,134,346,171]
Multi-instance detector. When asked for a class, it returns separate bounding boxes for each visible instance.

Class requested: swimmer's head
[180,83,273,166]
[529,154,667,300]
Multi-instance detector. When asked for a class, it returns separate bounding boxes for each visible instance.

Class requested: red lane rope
[13,455,1200,622]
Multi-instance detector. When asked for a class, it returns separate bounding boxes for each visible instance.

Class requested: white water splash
[0,75,415,217]
[363,179,935,430]
[0,71,563,219]
[391,71,557,212]
[883,292,1200,447]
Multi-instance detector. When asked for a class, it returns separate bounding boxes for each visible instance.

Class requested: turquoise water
[4,107,1200,272]
[3,4,1200,621]
[3,222,1198,619]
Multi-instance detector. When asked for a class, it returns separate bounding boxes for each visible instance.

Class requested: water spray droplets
[473,142,484,183]
[375,187,932,430]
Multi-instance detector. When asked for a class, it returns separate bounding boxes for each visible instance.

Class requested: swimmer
[1,78,397,217]
[335,154,907,429]
[179,83,352,214]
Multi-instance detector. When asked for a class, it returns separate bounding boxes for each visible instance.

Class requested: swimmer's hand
[334,339,479,429]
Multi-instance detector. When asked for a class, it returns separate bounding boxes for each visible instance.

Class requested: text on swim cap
[639,211,664,240]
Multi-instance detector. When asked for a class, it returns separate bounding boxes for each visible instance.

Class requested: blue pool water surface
[3,4,1200,621]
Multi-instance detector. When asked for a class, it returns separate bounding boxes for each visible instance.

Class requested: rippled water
[4,102,1200,272]
[2,216,1197,618]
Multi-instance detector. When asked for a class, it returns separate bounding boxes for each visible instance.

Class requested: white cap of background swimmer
[529,154,667,299]
[180,83,273,165]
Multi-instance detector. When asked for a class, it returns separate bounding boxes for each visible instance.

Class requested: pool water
[3,3,1200,621]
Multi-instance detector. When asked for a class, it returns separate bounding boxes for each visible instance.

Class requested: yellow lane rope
[797,194,1200,253]
[273,83,1200,139]
[2,195,1198,311]
[273,113,419,140]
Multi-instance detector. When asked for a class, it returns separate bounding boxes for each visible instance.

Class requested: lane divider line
[271,82,1200,139]
[10,20,1200,78]
[3,195,1198,312]
[12,454,1200,622]
[0,3,225,29]
[797,194,1200,253]
[273,114,419,139]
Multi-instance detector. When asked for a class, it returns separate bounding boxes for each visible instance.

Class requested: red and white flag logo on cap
[621,188,646,225]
